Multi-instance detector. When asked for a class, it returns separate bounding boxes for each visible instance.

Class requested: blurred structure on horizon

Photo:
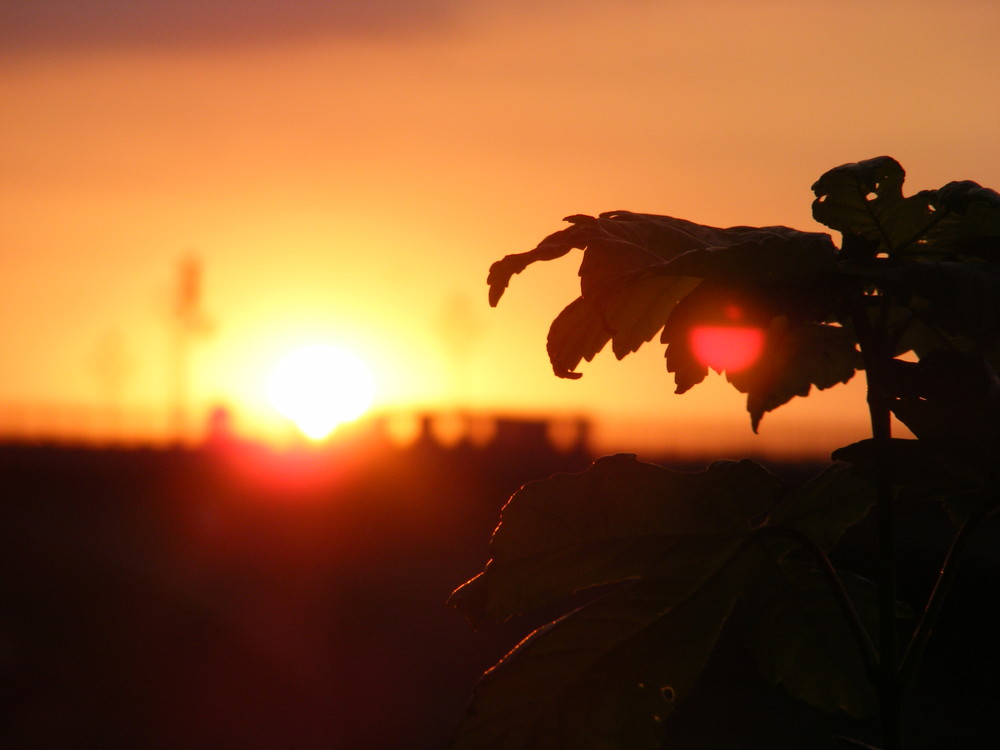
[0,400,591,457]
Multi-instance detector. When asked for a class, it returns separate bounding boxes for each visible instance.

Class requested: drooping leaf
[492,211,840,383]
[546,272,702,379]
[727,318,859,432]
[487,211,734,308]
[545,297,613,380]
[487,222,590,307]
[659,281,769,394]
[665,314,859,431]
[641,229,850,426]
[880,350,1000,451]
[741,558,880,717]
[449,454,781,623]
[811,156,938,256]
[663,335,710,394]
[448,575,738,750]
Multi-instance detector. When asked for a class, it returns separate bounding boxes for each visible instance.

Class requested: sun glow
[690,326,764,372]
[268,345,376,440]
[688,303,765,373]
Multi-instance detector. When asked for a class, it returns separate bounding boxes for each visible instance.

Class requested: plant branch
[750,525,879,684]
[898,502,994,691]
[848,286,902,750]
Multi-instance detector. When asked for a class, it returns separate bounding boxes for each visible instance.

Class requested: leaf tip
[447,571,490,625]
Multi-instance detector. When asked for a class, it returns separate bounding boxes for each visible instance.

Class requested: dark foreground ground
[1,432,998,749]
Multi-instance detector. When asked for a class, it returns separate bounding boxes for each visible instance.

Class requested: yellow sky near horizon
[2,0,999,454]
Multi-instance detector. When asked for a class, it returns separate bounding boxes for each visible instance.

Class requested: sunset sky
[3,0,999,455]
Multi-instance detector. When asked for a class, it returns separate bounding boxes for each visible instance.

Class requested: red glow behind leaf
[690,326,764,372]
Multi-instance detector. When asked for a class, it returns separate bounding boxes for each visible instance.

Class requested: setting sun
[268,345,376,440]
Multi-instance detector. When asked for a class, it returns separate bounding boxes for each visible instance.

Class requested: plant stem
[867,378,902,750]
[751,525,879,683]
[898,503,992,691]
[850,289,903,750]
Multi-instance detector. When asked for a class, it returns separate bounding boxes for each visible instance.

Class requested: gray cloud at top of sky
[0,0,467,54]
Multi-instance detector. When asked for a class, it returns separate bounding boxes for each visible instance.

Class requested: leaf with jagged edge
[449,453,781,623]
[487,211,736,308]
[544,297,613,380]
[727,318,859,432]
[740,557,880,718]
[659,281,770,395]
[812,157,1000,262]
[491,211,838,381]
[448,574,739,750]
[545,272,701,379]
[650,231,844,425]
[811,156,938,256]
[662,311,858,432]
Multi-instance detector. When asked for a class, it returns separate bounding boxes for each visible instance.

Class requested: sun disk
[268,345,375,440]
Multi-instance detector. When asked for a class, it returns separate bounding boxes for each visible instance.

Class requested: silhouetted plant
[448,157,1000,749]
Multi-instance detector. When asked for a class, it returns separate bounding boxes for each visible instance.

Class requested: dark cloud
[0,0,462,54]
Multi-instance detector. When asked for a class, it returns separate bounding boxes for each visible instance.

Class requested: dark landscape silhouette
[2,412,998,748]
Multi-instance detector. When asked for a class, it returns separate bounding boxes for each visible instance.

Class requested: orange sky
[2,0,999,455]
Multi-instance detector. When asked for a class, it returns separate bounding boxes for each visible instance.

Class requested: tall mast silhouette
[170,254,212,442]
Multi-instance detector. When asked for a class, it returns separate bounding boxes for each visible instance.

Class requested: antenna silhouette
[170,254,213,442]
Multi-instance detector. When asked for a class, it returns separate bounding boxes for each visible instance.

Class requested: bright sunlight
[268,345,376,440]
[689,303,764,373]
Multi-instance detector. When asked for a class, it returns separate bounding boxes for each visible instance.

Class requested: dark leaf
[884,351,1000,448]
[835,739,882,750]
[659,282,766,395]
[727,318,859,432]
[449,454,781,623]
[487,222,587,307]
[811,156,937,256]
[812,157,1000,262]
[493,211,838,383]
[546,273,702,379]
[741,558,880,717]
[487,211,727,308]
[658,230,838,288]
[545,297,612,380]
[766,462,876,553]
[849,260,1000,353]
[833,438,995,513]
[448,575,738,750]
[922,180,1000,260]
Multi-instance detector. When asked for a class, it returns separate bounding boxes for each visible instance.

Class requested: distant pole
[170,254,212,443]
